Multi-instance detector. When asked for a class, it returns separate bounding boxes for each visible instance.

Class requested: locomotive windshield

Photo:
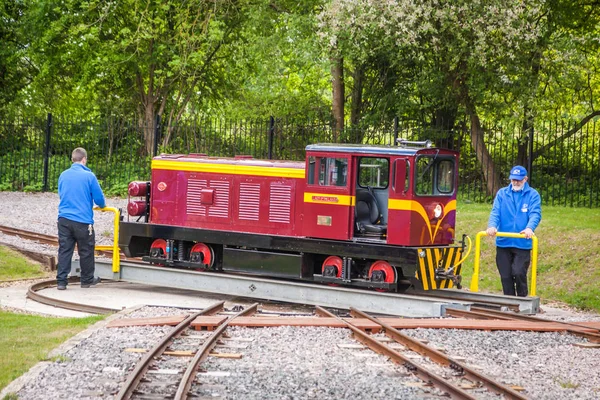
[415,155,455,196]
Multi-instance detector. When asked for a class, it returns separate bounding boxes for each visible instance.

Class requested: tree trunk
[516,104,533,167]
[331,50,344,142]
[468,112,503,196]
[350,65,364,126]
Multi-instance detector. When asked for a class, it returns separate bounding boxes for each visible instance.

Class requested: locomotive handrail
[470,231,538,296]
[93,206,121,274]
[453,235,473,271]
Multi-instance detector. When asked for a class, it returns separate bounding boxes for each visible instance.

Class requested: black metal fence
[1,114,598,206]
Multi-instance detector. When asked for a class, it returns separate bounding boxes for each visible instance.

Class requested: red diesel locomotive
[119,140,467,292]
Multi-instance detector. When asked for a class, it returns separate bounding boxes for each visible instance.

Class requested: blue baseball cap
[509,165,527,180]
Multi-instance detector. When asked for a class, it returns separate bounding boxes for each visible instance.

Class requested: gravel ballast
[1,191,600,399]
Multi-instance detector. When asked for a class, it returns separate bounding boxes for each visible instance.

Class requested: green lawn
[0,311,105,394]
[456,202,600,311]
[0,246,50,281]
[0,247,105,395]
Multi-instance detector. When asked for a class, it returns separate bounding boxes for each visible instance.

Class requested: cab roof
[305,143,456,156]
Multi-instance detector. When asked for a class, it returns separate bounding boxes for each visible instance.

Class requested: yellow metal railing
[470,231,538,296]
[93,206,121,273]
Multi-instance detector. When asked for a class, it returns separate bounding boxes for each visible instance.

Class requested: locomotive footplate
[313,274,398,291]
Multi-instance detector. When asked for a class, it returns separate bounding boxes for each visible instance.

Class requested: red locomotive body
[120,141,466,291]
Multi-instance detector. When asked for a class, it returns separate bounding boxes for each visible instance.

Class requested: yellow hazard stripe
[426,249,437,289]
[152,159,305,179]
[303,193,355,206]
[416,246,464,290]
[418,255,429,291]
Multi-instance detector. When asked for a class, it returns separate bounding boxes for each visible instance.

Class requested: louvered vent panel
[269,184,292,223]
[208,181,230,218]
[238,183,260,221]
[187,179,207,216]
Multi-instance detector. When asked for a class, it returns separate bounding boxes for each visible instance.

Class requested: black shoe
[81,277,101,288]
[57,285,67,290]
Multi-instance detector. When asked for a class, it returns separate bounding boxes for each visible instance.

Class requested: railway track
[317,306,528,400]
[0,224,59,246]
[112,306,531,399]
[446,307,600,343]
[115,301,258,400]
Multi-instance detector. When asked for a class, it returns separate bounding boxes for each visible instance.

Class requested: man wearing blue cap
[486,165,541,297]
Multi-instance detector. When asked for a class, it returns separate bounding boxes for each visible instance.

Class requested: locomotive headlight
[433,204,443,219]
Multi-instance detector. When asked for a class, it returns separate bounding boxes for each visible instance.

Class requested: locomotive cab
[302,142,459,247]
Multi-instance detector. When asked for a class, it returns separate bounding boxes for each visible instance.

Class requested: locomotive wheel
[368,260,396,289]
[149,239,167,266]
[322,255,343,278]
[189,243,215,269]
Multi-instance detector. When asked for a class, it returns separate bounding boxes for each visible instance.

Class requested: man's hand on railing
[520,227,534,239]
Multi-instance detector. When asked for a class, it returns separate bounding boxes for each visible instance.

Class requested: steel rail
[447,308,600,343]
[174,303,259,400]
[467,307,600,343]
[0,224,59,245]
[27,278,120,315]
[470,306,600,332]
[349,307,529,400]
[445,308,516,320]
[315,306,478,400]
[114,301,225,400]
[0,225,123,259]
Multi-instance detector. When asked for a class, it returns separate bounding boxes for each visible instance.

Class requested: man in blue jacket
[486,165,541,297]
[56,147,106,290]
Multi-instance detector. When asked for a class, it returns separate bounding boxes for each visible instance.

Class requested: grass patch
[456,202,600,311]
[0,311,105,393]
[0,246,49,281]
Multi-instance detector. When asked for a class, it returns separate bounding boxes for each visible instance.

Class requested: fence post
[268,116,275,160]
[153,114,161,157]
[42,113,53,192]
[393,116,399,145]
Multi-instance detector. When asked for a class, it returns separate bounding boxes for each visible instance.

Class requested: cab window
[308,157,347,187]
[358,157,389,189]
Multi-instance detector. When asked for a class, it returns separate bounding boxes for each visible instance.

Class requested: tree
[24,0,255,154]
[320,0,551,194]
[0,0,34,114]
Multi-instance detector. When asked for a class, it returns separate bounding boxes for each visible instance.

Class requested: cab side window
[308,156,316,184]
[308,156,348,187]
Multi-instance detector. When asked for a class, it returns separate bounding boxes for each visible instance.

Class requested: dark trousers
[496,246,531,297]
[57,217,96,286]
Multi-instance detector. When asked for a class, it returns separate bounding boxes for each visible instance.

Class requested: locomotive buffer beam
[76,259,474,318]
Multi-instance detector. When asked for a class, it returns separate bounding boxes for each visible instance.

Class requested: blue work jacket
[487,182,541,249]
[58,163,106,225]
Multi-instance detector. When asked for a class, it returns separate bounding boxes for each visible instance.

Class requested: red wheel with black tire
[149,239,167,266]
[368,260,396,291]
[322,255,343,278]
[189,243,215,269]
